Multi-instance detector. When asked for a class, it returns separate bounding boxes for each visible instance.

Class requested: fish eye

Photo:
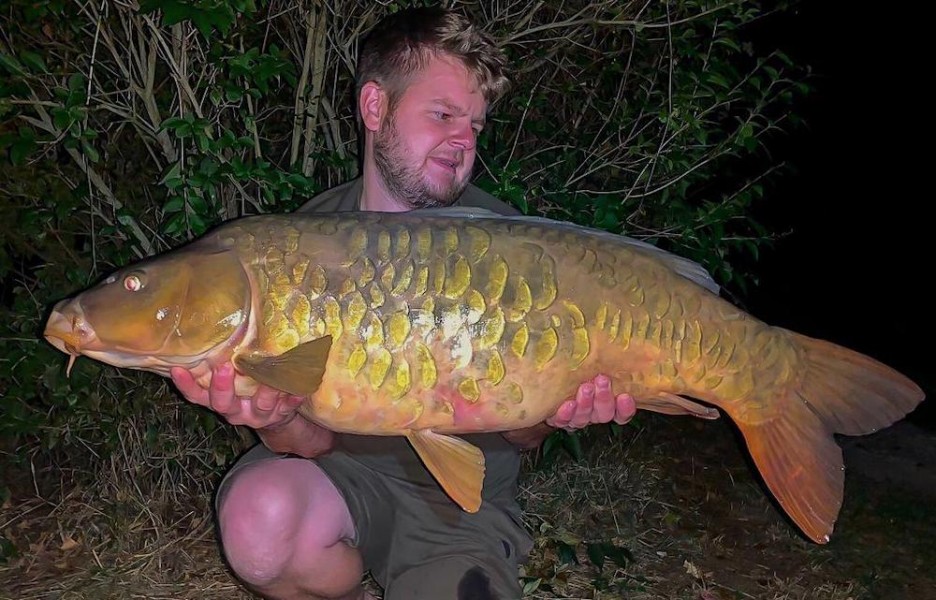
[124,274,144,292]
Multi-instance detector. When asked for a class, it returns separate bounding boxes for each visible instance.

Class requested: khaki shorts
[217,442,532,600]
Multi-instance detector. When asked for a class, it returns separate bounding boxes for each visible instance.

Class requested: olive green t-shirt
[296,179,525,505]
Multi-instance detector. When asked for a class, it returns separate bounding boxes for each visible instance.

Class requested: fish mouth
[44,301,98,376]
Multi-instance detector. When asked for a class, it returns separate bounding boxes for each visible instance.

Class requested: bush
[0,0,810,485]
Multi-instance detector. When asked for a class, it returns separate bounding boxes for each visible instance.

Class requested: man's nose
[448,121,476,150]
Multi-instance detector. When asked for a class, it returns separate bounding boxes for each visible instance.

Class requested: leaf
[561,430,583,461]
[19,51,47,73]
[521,578,541,594]
[116,212,137,227]
[684,559,705,580]
[586,542,607,569]
[705,71,731,90]
[230,155,249,178]
[231,0,257,13]
[10,137,37,165]
[81,140,100,163]
[188,212,208,236]
[160,116,190,131]
[159,162,183,187]
[0,52,24,75]
[67,73,85,93]
[187,193,209,217]
[714,37,741,53]
[171,122,194,138]
[225,84,244,103]
[219,129,237,147]
[59,535,79,551]
[198,156,218,177]
[52,107,72,130]
[541,430,561,462]
[555,540,578,565]
[606,543,633,568]
[162,212,186,236]
[151,0,193,26]
[162,196,185,213]
[0,536,19,563]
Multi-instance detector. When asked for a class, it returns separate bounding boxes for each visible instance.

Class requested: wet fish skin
[43,211,925,545]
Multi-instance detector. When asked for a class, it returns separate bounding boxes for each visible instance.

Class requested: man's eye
[435,111,450,121]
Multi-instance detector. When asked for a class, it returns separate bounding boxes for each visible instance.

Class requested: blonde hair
[356,7,510,110]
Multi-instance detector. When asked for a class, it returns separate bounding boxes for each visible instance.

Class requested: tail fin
[738,330,924,543]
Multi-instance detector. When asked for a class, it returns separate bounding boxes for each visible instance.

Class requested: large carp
[44,209,924,544]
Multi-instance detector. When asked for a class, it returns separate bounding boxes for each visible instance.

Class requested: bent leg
[218,454,368,600]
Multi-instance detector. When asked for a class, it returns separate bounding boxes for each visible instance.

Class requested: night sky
[741,3,931,427]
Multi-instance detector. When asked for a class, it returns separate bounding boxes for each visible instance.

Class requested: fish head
[44,244,252,376]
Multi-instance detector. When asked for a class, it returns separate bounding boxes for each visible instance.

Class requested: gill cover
[79,245,251,357]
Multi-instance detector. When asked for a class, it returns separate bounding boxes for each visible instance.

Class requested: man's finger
[592,376,616,423]
[208,363,237,415]
[569,383,595,429]
[614,393,637,424]
[169,367,210,408]
[546,399,576,427]
[254,386,281,412]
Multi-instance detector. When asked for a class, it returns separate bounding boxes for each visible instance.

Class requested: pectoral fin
[234,336,332,397]
[636,392,719,419]
[406,430,486,513]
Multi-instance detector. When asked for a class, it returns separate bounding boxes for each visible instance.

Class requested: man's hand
[546,374,636,431]
[170,363,303,430]
[170,363,334,458]
[502,374,636,448]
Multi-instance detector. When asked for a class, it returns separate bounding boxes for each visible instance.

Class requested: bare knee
[217,458,354,588]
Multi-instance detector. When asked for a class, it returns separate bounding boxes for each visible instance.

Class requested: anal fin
[406,430,486,513]
[234,336,332,397]
[637,392,719,419]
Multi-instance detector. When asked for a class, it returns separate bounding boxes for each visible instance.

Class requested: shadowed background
[744,1,931,428]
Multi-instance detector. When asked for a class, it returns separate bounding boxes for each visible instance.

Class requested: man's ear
[360,81,388,133]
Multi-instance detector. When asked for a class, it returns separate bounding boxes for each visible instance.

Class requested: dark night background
[737,3,932,429]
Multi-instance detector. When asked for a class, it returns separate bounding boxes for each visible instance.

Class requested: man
[171,8,636,600]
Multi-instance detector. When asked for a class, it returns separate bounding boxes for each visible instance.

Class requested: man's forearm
[256,413,336,458]
[501,422,555,449]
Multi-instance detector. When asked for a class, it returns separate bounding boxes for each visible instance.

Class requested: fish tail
[738,329,924,544]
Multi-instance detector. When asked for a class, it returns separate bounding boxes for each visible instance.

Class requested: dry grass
[2,415,934,600]
[0,480,243,599]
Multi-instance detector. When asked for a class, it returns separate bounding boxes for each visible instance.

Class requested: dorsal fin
[408,207,721,295]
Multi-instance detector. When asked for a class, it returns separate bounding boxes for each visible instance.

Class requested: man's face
[374,54,488,208]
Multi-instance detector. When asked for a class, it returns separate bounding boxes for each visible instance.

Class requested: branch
[301,4,328,177]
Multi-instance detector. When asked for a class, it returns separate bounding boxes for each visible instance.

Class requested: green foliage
[522,520,636,595]
[0,165,241,482]
[141,0,258,38]
[476,0,811,296]
[0,0,811,480]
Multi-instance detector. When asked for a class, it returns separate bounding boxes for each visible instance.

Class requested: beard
[373,114,470,209]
